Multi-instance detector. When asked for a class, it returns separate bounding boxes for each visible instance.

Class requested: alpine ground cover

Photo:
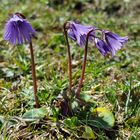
[0,0,140,139]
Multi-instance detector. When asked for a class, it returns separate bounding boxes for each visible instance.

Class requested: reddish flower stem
[29,41,40,108]
[63,22,72,96]
[75,29,94,98]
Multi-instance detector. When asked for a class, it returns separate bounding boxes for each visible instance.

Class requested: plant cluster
[0,12,130,139]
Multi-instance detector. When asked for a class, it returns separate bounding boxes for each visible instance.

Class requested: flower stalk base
[29,41,40,108]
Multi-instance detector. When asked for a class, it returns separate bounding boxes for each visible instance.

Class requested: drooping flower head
[104,31,128,56]
[94,37,110,56]
[67,21,128,56]
[4,13,36,45]
[67,21,95,47]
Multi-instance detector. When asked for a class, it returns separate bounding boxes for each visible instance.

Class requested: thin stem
[76,29,94,98]
[29,41,40,108]
[63,22,72,96]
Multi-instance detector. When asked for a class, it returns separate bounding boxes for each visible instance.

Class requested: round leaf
[22,107,48,121]
[91,107,115,128]
[82,126,95,139]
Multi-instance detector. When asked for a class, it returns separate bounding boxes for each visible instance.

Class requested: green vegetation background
[0,0,140,139]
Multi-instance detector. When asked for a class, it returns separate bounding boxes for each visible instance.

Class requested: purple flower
[94,38,110,56]
[104,31,128,56]
[94,31,128,56]
[67,21,94,47]
[4,13,36,45]
[67,21,128,56]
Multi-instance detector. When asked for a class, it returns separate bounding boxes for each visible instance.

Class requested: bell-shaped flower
[94,38,110,56]
[67,21,94,47]
[104,31,128,56]
[4,13,36,45]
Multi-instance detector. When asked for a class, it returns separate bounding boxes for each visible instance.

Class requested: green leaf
[71,101,78,110]
[90,107,115,129]
[82,126,95,139]
[64,117,78,128]
[80,92,91,102]
[0,116,4,128]
[22,107,48,121]
[126,117,140,126]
